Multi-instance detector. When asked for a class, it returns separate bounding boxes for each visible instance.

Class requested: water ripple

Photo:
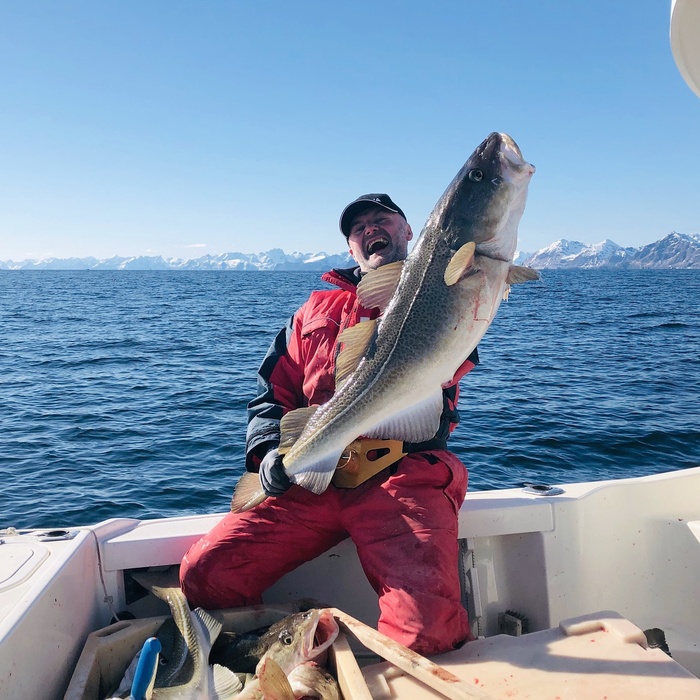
[1,269,699,528]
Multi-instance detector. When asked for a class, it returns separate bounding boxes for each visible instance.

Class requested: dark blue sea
[2,269,699,529]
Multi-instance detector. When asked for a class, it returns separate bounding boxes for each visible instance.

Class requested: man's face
[346,207,413,273]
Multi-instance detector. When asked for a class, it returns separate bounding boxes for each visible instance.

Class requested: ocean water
[1,269,699,529]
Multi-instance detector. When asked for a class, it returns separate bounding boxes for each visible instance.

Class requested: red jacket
[245,267,478,470]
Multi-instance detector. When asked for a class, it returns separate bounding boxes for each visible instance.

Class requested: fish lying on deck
[211,608,339,676]
[213,608,340,700]
[129,570,242,699]
[231,132,537,513]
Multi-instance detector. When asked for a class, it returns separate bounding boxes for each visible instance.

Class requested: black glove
[259,448,292,497]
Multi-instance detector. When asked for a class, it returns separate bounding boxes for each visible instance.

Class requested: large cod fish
[125,570,243,699]
[233,132,537,511]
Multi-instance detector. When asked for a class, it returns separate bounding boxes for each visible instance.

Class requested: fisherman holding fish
[181,133,537,657]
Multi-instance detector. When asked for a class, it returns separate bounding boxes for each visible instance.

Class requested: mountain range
[0,248,355,271]
[519,231,700,269]
[1,232,698,271]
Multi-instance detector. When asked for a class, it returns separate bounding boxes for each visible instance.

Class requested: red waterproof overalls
[180,268,476,655]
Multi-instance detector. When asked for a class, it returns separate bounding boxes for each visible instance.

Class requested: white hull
[2,465,700,698]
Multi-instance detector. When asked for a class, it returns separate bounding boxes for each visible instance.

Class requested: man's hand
[259,448,292,497]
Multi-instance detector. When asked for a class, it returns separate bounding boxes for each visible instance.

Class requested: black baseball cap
[339,194,407,238]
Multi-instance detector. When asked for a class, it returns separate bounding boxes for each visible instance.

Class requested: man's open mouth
[366,238,389,255]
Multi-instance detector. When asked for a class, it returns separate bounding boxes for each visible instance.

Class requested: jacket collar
[322,266,362,292]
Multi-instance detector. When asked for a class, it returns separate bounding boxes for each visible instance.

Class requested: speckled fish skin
[284,132,536,494]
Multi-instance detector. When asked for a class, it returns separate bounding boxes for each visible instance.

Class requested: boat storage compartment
[361,611,700,699]
[63,604,369,700]
[64,605,300,699]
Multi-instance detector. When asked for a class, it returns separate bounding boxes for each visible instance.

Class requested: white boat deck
[2,466,700,698]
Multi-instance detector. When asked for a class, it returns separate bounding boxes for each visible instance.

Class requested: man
[180,194,478,655]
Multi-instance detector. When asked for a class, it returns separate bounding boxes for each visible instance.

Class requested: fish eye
[468,169,483,182]
[279,631,294,645]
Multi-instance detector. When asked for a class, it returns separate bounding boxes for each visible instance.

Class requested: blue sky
[1,1,697,261]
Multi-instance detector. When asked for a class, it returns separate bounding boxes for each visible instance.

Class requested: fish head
[424,132,535,262]
[259,609,340,674]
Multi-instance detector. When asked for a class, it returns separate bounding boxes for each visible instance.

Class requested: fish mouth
[473,132,533,180]
[489,132,535,182]
[499,132,523,161]
[303,609,340,660]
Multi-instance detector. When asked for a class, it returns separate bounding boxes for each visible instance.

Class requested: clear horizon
[2,230,697,265]
[1,2,697,261]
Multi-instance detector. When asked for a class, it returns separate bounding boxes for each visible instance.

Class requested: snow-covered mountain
[608,231,700,269]
[1,233,698,270]
[513,250,532,265]
[522,232,700,270]
[524,239,633,269]
[0,248,355,271]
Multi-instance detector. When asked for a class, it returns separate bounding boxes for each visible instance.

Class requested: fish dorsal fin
[230,471,266,513]
[506,264,540,284]
[356,260,404,311]
[279,406,319,453]
[256,657,295,700]
[335,319,378,388]
[211,663,243,699]
[192,607,223,648]
[444,241,477,286]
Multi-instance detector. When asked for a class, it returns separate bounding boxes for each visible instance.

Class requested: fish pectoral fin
[335,319,378,388]
[256,657,295,700]
[356,260,404,312]
[279,406,319,453]
[192,607,223,649]
[291,451,343,495]
[230,471,266,513]
[506,264,540,284]
[211,663,244,699]
[444,241,477,286]
[363,390,444,443]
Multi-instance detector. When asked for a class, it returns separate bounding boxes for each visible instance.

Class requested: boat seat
[99,514,224,571]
